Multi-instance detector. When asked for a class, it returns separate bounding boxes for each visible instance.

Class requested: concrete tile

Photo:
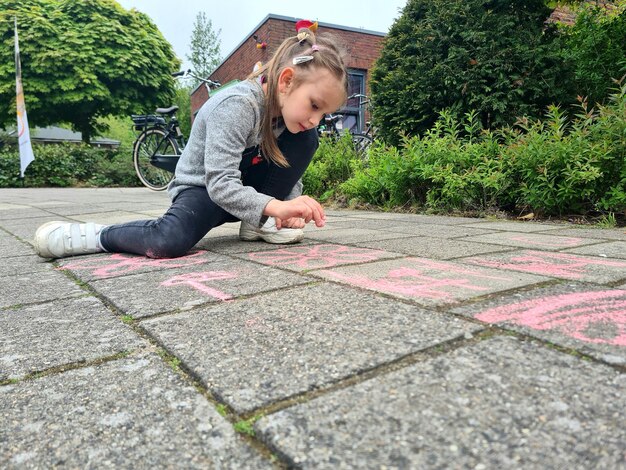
[0,255,52,277]
[90,258,312,318]
[451,283,626,365]
[459,250,626,283]
[464,232,600,250]
[241,244,400,272]
[355,236,513,259]
[1,270,85,309]
[563,241,626,260]
[57,250,223,282]
[381,223,494,238]
[311,257,548,307]
[0,297,146,380]
[0,207,52,221]
[0,236,35,257]
[540,227,626,241]
[459,220,566,232]
[0,354,269,468]
[196,236,319,255]
[256,336,626,469]
[142,283,482,413]
[71,211,154,225]
[305,227,413,244]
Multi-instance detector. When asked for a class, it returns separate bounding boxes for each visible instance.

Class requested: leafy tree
[0,0,180,142]
[187,12,222,81]
[371,0,573,145]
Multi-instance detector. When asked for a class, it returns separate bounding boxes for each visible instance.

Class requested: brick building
[190,14,386,133]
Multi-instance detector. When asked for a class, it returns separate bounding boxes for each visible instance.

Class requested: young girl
[35,26,348,259]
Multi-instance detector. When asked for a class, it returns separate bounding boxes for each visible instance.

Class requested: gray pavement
[1,188,625,469]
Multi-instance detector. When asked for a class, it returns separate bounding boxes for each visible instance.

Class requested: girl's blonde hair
[249,28,349,167]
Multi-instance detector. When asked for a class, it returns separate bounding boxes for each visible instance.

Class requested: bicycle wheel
[133,128,177,191]
[351,133,373,161]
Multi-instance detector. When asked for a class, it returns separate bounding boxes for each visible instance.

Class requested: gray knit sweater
[168,79,302,227]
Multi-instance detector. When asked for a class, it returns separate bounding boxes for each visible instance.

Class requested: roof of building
[198,13,387,93]
[5,126,120,146]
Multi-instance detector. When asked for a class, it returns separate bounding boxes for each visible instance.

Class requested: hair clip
[293,55,314,65]
[297,31,309,44]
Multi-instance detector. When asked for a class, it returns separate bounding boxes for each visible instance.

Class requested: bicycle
[347,93,375,157]
[316,93,374,160]
[131,70,221,191]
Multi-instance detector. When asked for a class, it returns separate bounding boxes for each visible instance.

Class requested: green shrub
[0,143,139,188]
[303,133,362,201]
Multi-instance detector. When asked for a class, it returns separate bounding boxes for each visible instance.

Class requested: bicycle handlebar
[172,69,221,88]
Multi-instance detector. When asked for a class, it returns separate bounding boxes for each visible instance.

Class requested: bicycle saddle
[155,106,179,115]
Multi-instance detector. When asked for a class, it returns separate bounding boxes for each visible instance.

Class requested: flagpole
[15,16,35,179]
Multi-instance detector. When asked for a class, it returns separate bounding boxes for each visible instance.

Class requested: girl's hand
[264,197,325,229]
[281,217,305,229]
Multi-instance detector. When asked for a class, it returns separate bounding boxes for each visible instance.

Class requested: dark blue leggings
[100,129,318,258]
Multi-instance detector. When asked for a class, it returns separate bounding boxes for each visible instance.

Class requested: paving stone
[311,257,548,307]
[56,250,222,282]
[196,236,319,255]
[464,232,600,250]
[337,211,482,225]
[563,241,626,260]
[459,220,566,232]
[451,283,626,365]
[72,211,155,225]
[0,297,146,380]
[141,283,482,413]
[0,354,269,469]
[305,227,414,244]
[0,206,52,221]
[90,257,312,318]
[240,243,400,272]
[1,269,84,309]
[380,223,494,239]
[0,236,35,258]
[459,249,626,283]
[0,216,68,242]
[355,236,512,259]
[0,255,53,277]
[255,336,626,469]
[540,227,626,241]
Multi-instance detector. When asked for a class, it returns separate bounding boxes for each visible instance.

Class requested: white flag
[15,18,35,178]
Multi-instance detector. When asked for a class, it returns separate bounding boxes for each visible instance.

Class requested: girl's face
[277,67,346,134]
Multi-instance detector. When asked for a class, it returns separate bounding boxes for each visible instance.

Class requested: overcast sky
[116,0,407,70]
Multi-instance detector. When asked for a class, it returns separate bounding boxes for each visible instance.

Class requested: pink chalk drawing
[466,251,626,280]
[248,244,388,269]
[509,235,583,248]
[320,258,510,301]
[475,290,626,346]
[160,271,237,301]
[57,251,209,278]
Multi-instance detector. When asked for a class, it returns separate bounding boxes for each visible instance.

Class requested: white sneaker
[239,217,304,244]
[34,221,106,259]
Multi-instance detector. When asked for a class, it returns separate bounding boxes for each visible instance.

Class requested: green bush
[302,133,362,201]
[0,143,140,188]
[329,84,626,217]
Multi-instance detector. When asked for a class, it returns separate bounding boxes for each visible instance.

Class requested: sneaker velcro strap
[70,223,82,251]
[84,222,97,250]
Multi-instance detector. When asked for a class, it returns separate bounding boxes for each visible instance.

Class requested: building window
[340,69,366,133]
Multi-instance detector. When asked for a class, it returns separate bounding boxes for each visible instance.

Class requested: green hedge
[306,85,626,217]
[0,143,140,188]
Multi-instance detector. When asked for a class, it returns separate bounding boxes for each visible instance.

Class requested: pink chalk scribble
[248,244,388,269]
[510,235,583,248]
[319,258,510,301]
[160,271,237,301]
[475,290,626,346]
[57,251,209,278]
[466,251,626,280]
